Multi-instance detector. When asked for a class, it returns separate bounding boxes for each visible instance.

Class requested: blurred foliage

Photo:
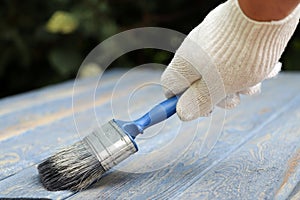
[0,0,299,97]
[46,11,79,34]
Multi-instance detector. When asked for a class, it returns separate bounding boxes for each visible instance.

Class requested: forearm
[239,0,300,21]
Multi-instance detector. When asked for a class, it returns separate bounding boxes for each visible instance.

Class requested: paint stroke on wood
[0,70,300,200]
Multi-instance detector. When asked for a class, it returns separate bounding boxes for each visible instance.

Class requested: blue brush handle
[133,95,178,132]
[114,95,179,140]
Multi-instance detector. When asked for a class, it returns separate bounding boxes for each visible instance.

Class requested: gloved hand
[161,0,300,121]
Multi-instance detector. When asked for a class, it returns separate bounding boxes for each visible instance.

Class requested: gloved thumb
[161,55,201,98]
[176,79,213,121]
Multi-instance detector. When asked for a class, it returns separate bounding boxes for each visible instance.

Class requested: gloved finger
[239,83,261,95]
[161,54,201,98]
[266,62,281,79]
[176,79,213,121]
[216,93,240,109]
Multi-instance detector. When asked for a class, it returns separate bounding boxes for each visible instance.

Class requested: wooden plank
[54,74,300,199]
[65,74,300,200]
[0,70,162,140]
[0,167,73,199]
[174,94,300,200]
[0,69,162,180]
[0,72,300,199]
[0,70,123,141]
[0,69,164,198]
[0,69,121,116]
[288,183,300,200]
[0,80,113,141]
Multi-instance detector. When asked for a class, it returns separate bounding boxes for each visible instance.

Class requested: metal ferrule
[83,120,138,171]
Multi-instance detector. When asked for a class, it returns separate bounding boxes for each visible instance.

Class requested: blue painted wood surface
[0,69,300,199]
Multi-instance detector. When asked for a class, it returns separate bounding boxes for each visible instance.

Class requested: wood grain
[0,70,122,141]
[0,70,300,199]
[288,182,300,200]
[175,94,300,200]
[68,73,300,200]
[0,69,162,181]
[0,70,121,116]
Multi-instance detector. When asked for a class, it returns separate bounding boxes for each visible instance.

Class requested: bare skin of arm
[239,0,300,21]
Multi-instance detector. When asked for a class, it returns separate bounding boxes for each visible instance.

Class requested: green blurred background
[0,0,299,98]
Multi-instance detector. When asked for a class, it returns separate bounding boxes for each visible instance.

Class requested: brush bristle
[37,141,106,191]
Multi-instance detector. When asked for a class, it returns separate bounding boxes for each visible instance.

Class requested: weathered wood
[0,69,121,116]
[0,70,300,199]
[67,73,300,200]
[0,167,73,199]
[175,94,300,200]
[0,69,162,181]
[288,182,300,200]
[0,70,122,141]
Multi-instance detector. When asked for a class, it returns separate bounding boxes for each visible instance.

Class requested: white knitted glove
[161,0,300,121]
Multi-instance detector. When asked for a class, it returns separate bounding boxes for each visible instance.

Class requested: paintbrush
[37,95,178,191]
